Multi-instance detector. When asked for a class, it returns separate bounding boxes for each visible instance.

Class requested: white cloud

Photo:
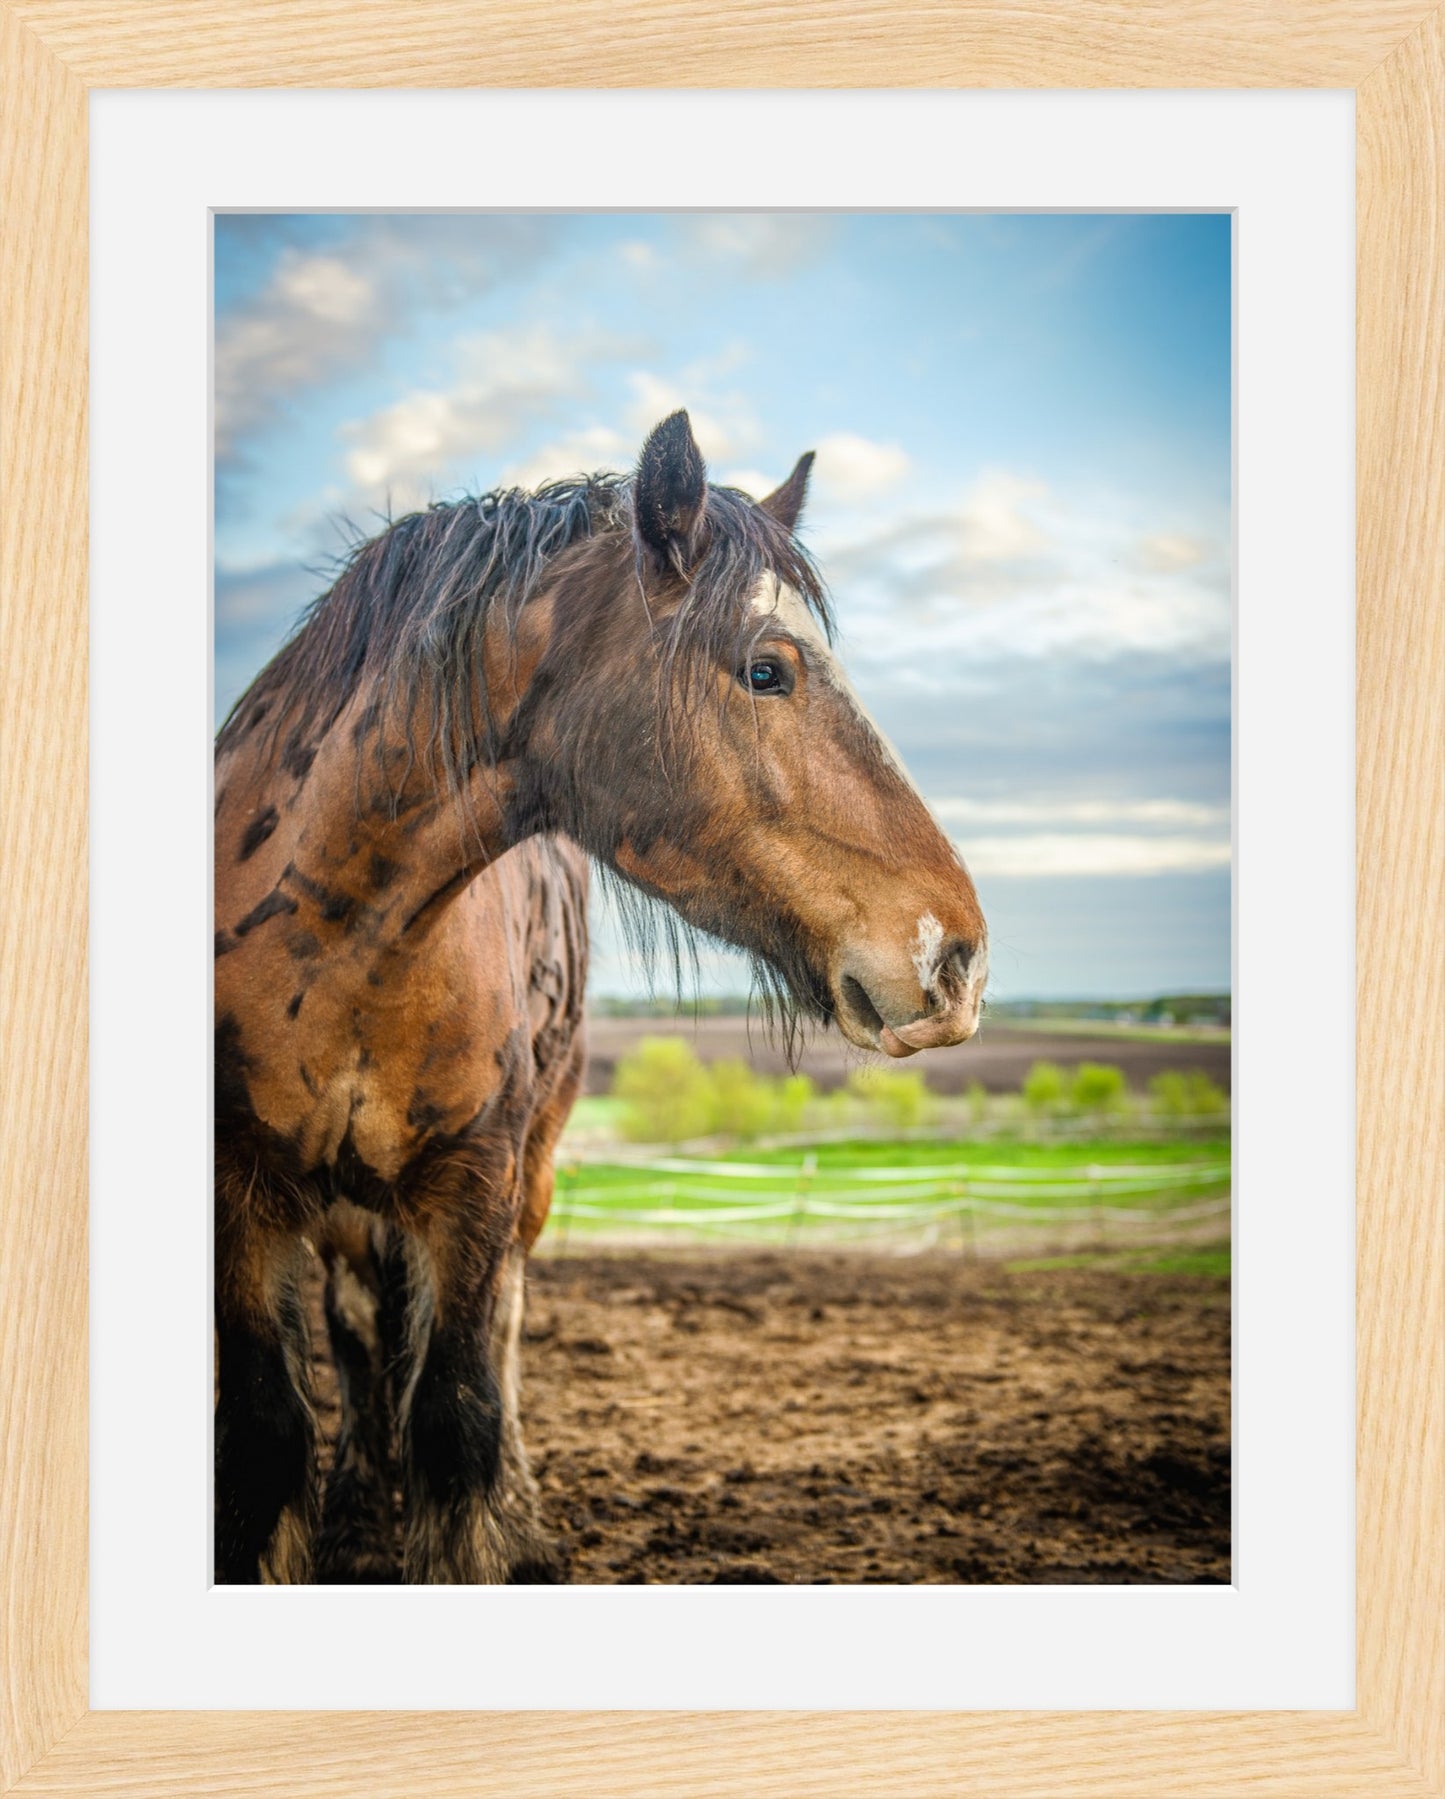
[683,214,833,276]
[840,574,1230,668]
[822,468,1051,599]
[1137,531,1212,572]
[818,473,1229,665]
[340,326,622,504]
[956,470,1050,561]
[933,798,1229,831]
[272,253,372,326]
[214,215,555,464]
[345,392,466,492]
[719,468,778,499]
[326,317,763,522]
[933,795,1231,880]
[216,251,382,460]
[813,432,910,501]
[624,372,758,463]
[501,424,633,490]
[961,834,1231,879]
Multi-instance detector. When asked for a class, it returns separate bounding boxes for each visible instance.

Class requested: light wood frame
[2,4,1440,1793]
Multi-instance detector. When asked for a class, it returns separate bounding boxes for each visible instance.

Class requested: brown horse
[214,411,987,1583]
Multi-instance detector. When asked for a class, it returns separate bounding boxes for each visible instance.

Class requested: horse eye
[742,658,788,695]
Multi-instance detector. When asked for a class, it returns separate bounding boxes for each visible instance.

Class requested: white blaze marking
[750,576,924,795]
[752,577,991,1029]
[912,911,945,991]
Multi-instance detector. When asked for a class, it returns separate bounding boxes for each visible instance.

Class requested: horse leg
[394,1142,547,1583]
[487,1038,589,1581]
[396,1208,509,1584]
[517,1031,585,1254]
[483,1241,562,1583]
[314,1202,400,1582]
[214,1164,319,1584]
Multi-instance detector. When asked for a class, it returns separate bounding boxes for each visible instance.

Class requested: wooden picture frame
[2,5,1440,1793]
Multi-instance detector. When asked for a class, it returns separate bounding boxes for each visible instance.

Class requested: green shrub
[1149,1068,1229,1118]
[965,1080,989,1126]
[1149,1070,1189,1117]
[1021,1060,1066,1114]
[611,1042,824,1143]
[774,1072,816,1133]
[613,1036,714,1143]
[847,1065,934,1130]
[1070,1061,1127,1115]
[707,1058,775,1141]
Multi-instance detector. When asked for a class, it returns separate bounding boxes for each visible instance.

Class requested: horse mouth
[832,965,984,1058]
[836,973,928,1056]
[838,974,888,1046]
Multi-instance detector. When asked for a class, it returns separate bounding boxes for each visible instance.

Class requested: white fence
[543,1153,1231,1250]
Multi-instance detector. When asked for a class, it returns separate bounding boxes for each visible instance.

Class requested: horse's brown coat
[215,677,589,1580]
[213,412,987,1584]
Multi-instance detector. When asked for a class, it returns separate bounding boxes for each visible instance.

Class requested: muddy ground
[582,1017,1231,1098]
[313,1250,1230,1584]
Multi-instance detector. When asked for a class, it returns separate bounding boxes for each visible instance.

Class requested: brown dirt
[582,1016,1231,1098]
[518,1250,1231,1584]
[307,1249,1229,1584]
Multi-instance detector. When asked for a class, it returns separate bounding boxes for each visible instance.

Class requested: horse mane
[217,471,834,1051]
[218,475,621,766]
[219,471,830,786]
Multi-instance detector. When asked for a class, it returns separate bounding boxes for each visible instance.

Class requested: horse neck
[222,675,521,954]
[217,525,605,955]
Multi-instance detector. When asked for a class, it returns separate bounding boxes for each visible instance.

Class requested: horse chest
[215,810,580,1204]
[295,1067,374,1174]
[243,1011,511,1192]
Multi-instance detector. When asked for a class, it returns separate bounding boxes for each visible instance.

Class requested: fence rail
[544,1151,1232,1248]
[612,1156,1226,1183]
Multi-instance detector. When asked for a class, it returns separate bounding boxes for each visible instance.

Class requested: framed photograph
[4,7,1440,1796]
[206,197,1240,1600]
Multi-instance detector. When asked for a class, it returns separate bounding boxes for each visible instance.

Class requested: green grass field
[564,1095,628,1134]
[1003,1243,1232,1279]
[542,1133,1231,1267]
[675,1135,1229,1171]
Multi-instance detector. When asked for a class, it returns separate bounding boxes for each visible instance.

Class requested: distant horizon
[586,984,1232,1008]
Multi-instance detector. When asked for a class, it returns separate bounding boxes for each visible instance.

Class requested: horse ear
[634,410,708,566]
[759,451,815,533]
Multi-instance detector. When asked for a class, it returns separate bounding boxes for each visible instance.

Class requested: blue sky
[215,211,1231,1000]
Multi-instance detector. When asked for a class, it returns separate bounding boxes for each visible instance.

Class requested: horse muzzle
[833,932,988,1058]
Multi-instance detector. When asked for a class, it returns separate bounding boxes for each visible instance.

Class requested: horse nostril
[931,940,976,995]
[946,939,976,974]
[840,974,886,1037]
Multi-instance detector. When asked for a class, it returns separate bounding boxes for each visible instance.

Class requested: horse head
[518,411,987,1057]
